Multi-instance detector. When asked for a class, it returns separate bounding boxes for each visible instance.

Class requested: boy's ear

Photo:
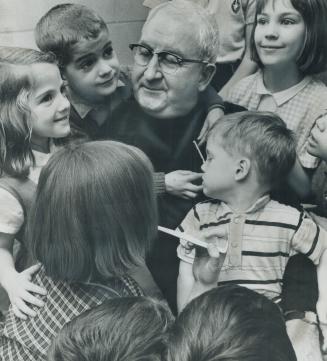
[198,63,216,92]
[235,158,251,181]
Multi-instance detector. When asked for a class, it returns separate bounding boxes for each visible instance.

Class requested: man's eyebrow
[139,41,184,57]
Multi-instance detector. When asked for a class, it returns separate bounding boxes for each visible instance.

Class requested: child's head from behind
[251,0,327,75]
[48,297,174,361]
[0,47,70,177]
[202,111,296,199]
[167,285,296,361]
[35,4,120,104]
[28,141,157,283]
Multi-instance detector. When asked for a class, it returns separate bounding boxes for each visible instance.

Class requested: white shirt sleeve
[0,188,24,234]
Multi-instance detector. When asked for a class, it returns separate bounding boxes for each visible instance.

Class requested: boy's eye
[103,46,113,58]
[79,59,95,71]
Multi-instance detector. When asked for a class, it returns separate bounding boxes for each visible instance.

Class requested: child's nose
[59,94,70,112]
[264,22,279,39]
[201,162,206,172]
[98,59,113,77]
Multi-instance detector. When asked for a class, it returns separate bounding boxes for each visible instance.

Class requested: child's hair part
[251,0,327,75]
[48,297,174,361]
[207,111,296,188]
[35,3,108,67]
[27,140,157,282]
[167,285,296,361]
[0,47,57,178]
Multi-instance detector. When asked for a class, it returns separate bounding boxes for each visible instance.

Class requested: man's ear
[235,158,251,181]
[198,63,216,92]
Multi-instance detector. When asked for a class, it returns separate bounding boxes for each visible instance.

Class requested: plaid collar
[256,71,311,107]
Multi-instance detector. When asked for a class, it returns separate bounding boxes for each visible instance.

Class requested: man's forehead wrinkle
[141,14,200,58]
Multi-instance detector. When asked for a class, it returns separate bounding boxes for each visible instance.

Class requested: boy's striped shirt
[177,195,327,300]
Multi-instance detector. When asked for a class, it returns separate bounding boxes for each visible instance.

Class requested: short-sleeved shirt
[227,71,327,168]
[177,195,327,301]
[0,148,54,235]
[143,0,256,63]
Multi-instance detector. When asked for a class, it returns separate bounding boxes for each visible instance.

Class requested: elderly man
[109,0,234,311]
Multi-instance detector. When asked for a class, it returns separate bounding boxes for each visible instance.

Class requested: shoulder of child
[296,77,327,116]
[264,199,303,225]
[0,187,24,234]
[183,199,221,222]
[197,198,221,210]
[227,71,259,100]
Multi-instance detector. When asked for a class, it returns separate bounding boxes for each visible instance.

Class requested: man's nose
[143,54,162,80]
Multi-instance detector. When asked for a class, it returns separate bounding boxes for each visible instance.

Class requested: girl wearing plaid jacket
[0,141,159,361]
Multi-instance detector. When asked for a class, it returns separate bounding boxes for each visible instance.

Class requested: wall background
[0,0,149,65]
[0,0,326,79]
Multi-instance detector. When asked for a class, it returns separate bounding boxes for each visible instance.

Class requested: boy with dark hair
[35,3,132,141]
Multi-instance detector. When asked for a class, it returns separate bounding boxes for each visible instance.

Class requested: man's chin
[137,95,167,116]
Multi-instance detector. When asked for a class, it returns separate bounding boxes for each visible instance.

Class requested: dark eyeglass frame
[129,43,210,67]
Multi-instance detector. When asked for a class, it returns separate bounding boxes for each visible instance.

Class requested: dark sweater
[109,98,206,228]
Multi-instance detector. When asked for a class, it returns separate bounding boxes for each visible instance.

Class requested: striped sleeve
[291,214,327,265]
[176,205,203,264]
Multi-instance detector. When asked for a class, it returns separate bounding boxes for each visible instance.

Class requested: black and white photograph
[0,0,327,360]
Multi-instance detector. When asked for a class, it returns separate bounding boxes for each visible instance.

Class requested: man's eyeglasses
[129,43,209,75]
